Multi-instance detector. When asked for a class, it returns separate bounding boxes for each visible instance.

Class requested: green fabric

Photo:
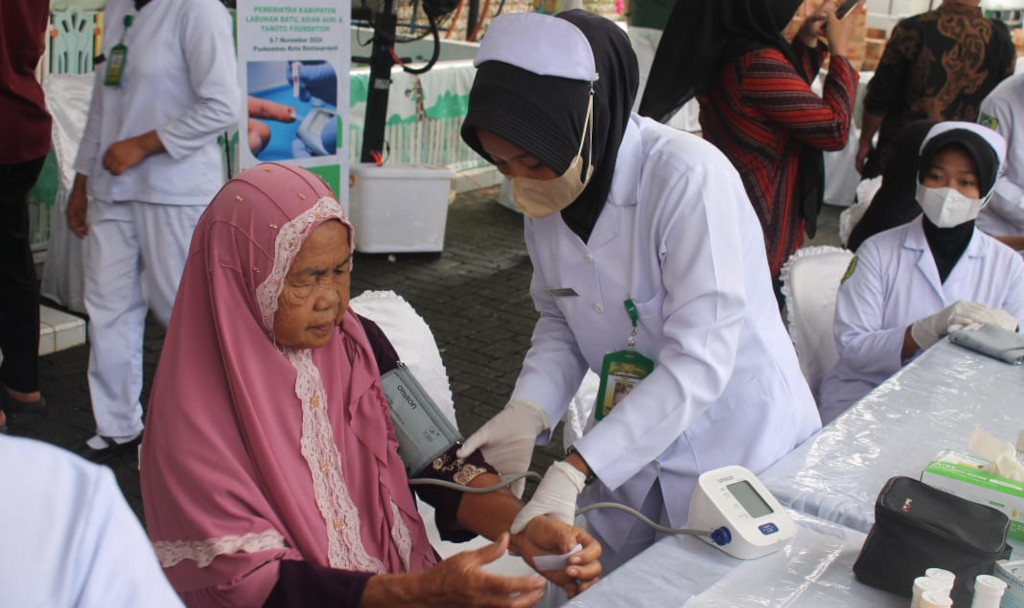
[628,0,674,30]
[27,152,58,251]
[307,164,341,199]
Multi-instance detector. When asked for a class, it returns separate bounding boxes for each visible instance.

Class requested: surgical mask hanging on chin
[511,92,595,219]
[916,183,983,228]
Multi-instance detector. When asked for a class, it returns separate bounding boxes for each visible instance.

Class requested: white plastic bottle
[926,568,956,596]
[919,590,954,608]
[912,576,952,608]
[970,574,1008,608]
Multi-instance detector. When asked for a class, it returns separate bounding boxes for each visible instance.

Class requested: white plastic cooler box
[348,163,456,253]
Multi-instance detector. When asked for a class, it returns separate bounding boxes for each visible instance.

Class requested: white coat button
[593,303,604,313]
[584,253,593,263]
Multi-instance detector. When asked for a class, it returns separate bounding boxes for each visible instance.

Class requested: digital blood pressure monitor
[688,465,796,559]
[296,108,336,157]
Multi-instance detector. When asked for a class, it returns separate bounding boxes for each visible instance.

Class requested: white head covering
[474,12,597,83]
[920,121,1006,167]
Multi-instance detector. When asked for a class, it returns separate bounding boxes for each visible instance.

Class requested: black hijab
[918,129,1001,283]
[638,0,826,237]
[638,0,804,122]
[461,10,639,243]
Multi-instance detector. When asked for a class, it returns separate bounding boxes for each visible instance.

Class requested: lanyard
[624,299,639,349]
[103,12,135,86]
[119,13,135,45]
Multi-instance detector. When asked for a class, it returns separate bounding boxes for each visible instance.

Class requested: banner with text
[237,0,350,206]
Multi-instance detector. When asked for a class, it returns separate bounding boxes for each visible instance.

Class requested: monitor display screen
[726,480,773,518]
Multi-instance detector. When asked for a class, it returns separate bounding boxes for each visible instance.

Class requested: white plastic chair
[779,246,855,404]
[350,290,456,425]
[40,72,94,314]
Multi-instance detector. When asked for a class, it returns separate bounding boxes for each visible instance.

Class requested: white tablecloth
[760,339,1024,534]
[566,511,902,608]
[564,339,1022,607]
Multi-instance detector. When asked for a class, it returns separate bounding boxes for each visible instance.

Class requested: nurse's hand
[511,461,586,533]
[287,61,338,105]
[949,303,1019,333]
[457,399,549,497]
[513,514,602,598]
[362,533,547,607]
[910,300,988,351]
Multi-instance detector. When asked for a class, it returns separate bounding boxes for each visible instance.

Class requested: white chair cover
[779,246,855,404]
[349,290,455,425]
[40,72,93,314]
[838,176,883,247]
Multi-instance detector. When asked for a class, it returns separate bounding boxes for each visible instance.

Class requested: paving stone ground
[9,186,841,524]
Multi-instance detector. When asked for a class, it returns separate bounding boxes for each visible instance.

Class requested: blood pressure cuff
[949,325,1024,365]
[853,476,1012,606]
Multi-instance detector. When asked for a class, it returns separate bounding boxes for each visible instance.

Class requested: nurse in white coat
[820,122,1024,424]
[456,10,820,572]
[979,73,1024,237]
[0,435,184,607]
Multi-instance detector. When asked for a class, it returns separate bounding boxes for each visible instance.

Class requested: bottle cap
[975,574,1007,597]
[926,568,955,582]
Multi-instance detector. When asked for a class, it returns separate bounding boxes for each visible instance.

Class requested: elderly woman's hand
[512,516,602,598]
[362,533,547,607]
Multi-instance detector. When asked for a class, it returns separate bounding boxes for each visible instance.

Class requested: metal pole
[360,0,396,162]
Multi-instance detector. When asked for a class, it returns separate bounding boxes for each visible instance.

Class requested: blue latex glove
[286,61,337,105]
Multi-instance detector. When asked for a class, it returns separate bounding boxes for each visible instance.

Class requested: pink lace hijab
[140,163,435,607]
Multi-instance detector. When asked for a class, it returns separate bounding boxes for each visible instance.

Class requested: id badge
[594,349,655,420]
[104,44,128,86]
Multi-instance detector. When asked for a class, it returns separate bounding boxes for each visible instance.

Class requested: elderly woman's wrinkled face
[273,220,351,349]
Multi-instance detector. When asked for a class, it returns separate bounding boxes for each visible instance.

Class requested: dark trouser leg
[0,156,46,393]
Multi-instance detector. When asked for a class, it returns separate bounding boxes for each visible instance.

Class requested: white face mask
[916,183,983,228]
[511,93,595,219]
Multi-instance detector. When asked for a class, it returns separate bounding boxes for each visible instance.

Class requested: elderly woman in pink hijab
[139,163,601,608]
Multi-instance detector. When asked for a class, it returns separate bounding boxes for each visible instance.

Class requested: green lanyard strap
[118,14,134,44]
[624,299,638,349]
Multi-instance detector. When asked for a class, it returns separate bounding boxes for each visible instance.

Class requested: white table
[759,339,1024,534]
[564,339,1022,607]
[566,511,903,608]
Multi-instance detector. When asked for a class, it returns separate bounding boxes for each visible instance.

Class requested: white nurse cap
[473,12,598,83]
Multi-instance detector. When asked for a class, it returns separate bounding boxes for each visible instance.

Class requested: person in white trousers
[67,0,240,459]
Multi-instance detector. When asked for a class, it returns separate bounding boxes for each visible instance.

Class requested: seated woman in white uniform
[820,122,1024,424]
[455,10,820,572]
